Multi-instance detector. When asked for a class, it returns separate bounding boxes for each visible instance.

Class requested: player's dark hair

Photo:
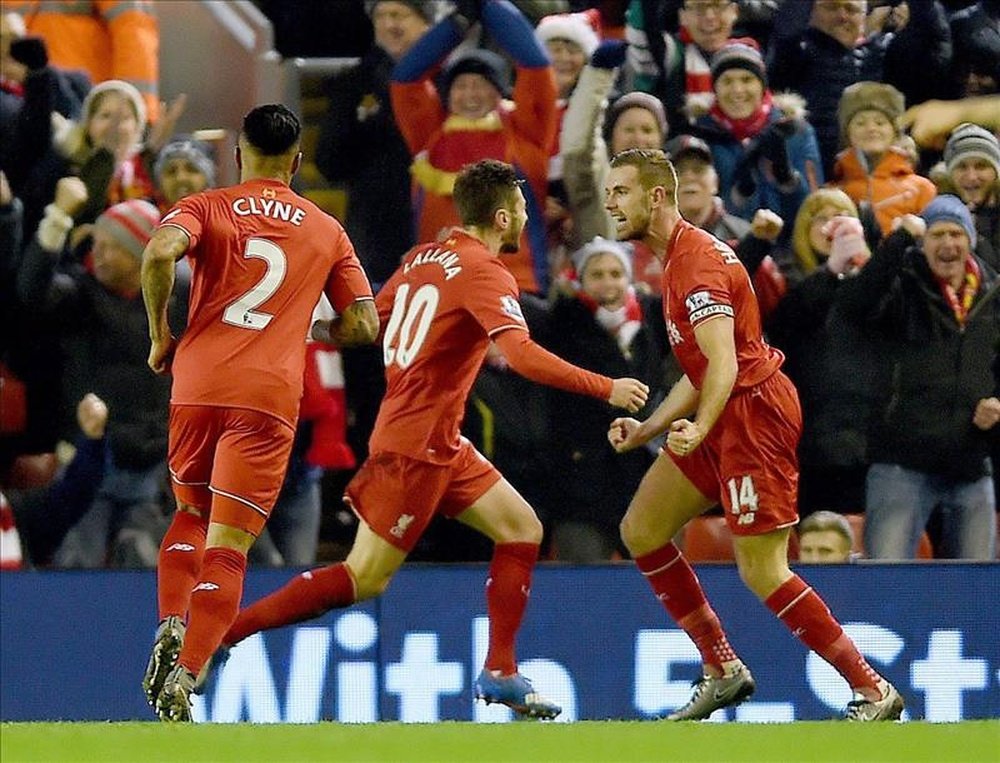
[241,104,301,156]
[610,148,677,204]
[453,159,522,228]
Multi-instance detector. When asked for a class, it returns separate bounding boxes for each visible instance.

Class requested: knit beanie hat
[920,194,977,248]
[608,91,668,139]
[944,122,1000,176]
[94,200,161,260]
[364,0,446,22]
[154,137,216,186]
[572,237,633,281]
[709,38,766,86]
[441,49,511,99]
[837,81,904,142]
[81,79,147,137]
[535,9,602,57]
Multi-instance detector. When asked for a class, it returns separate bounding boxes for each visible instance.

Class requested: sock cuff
[635,542,682,575]
[493,541,540,566]
[203,546,247,575]
[765,574,810,618]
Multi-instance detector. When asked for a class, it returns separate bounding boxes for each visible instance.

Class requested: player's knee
[736,558,790,600]
[498,510,543,544]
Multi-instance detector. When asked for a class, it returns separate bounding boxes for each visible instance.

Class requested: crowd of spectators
[2,0,999,569]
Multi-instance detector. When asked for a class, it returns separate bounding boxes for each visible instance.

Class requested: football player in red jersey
[140,104,379,721]
[605,148,903,722]
[211,159,649,720]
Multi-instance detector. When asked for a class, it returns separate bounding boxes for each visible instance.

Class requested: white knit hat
[535,10,601,58]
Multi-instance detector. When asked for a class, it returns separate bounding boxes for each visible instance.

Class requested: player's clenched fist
[608,378,649,413]
[607,417,643,453]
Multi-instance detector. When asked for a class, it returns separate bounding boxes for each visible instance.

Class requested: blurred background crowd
[1,0,998,570]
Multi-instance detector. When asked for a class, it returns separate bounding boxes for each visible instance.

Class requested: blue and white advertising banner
[1,564,997,722]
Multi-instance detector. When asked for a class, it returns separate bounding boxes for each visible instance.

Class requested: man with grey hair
[797,511,855,563]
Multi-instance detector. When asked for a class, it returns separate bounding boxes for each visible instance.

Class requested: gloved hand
[823,216,870,276]
[757,119,798,186]
[732,145,760,200]
[590,39,627,70]
[10,36,48,72]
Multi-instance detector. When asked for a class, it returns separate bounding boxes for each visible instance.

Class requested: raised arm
[140,225,190,373]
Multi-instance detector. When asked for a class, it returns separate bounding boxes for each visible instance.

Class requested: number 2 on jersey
[383,283,440,369]
[222,238,287,330]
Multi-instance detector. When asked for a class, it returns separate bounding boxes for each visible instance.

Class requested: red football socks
[157,510,208,621]
[636,542,737,675]
[484,542,539,675]
[766,575,881,693]
[223,562,357,647]
[178,547,247,675]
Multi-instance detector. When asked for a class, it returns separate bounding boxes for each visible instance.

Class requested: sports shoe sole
[142,628,183,707]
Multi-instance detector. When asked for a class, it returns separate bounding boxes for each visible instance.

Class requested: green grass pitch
[2,721,998,763]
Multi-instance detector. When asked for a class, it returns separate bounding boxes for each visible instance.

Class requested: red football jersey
[370,230,528,463]
[160,178,373,428]
[661,220,782,390]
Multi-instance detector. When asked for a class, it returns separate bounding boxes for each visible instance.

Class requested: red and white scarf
[577,286,644,354]
[709,89,774,143]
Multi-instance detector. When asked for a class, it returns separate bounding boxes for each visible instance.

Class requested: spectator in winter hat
[391,0,557,293]
[837,195,999,560]
[535,9,601,99]
[606,91,668,154]
[694,38,822,229]
[939,122,1000,268]
[833,81,936,237]
[91,199,161,293]
[154,138,216,209]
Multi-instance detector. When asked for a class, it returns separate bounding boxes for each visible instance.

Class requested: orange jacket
[833,147,937,236]
[10,0,159,120]
[391,66,557,294]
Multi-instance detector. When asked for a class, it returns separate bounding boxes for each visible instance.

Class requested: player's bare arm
[310,299,379,347]
[141,226,190,374]
[608,374,699,453]
[664,315,736,456]
[493,329,649,412]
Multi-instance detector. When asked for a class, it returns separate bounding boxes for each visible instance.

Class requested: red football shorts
[669,371,802,536]
[344,438,502,552]
[168,404,296,536]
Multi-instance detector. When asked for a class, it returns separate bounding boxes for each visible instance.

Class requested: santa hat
[535,9,602,57]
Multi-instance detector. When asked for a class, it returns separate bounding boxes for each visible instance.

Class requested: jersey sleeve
[158,192,209,251]
[324,225,375,313]
[466,260,530,337]
[676,241,736,328]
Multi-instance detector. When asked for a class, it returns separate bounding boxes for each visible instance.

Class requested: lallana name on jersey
[404,248,462,280]
[231,197,307,226]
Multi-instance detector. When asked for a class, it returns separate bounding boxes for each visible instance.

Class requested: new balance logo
[166,543,195,552]
[389,514,415,539]
[192,582,220,593]
[792,627,806,638]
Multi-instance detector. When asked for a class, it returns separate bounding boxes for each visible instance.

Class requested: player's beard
[620,204,651,242]
[499,221,522,253]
